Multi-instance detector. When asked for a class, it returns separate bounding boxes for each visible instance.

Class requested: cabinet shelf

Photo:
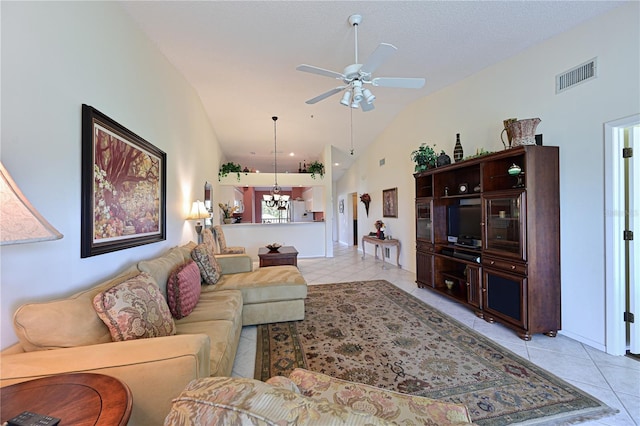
[441,194,481,200]
[441,271,465,281]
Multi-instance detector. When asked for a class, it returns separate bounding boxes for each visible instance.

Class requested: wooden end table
[258,246,298,267]
[1,373,132,425]
[362,235,401,269]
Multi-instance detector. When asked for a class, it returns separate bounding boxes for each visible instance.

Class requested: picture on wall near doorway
[383,187,398,218]
[81,104,166,258]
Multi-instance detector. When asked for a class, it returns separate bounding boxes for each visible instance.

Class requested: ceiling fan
[296,14,426,112]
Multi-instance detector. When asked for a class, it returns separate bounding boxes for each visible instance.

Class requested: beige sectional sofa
[0,240,307,425]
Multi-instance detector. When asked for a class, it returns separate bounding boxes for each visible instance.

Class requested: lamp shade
[186,200,209,220]
[0,162,63,245]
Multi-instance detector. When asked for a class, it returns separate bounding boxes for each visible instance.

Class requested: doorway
[352,192,358,246]
[605,114,639,355]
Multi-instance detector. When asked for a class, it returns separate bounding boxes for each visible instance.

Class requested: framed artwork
[383,187,398,218]
[81,105,166,257]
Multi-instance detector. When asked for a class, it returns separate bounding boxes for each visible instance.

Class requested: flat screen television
[448,202,482,242]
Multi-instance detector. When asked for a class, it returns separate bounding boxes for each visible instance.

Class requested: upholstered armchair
[211,225,245,254]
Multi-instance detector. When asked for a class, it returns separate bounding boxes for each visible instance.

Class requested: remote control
[6,411,60,426]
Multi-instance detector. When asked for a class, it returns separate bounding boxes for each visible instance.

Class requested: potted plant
[218,162,243,181]
[307,161,325,179]
[410,143,438,172]
[218,203,238,224]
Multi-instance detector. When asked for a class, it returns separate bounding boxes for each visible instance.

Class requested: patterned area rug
[255,280,617,425]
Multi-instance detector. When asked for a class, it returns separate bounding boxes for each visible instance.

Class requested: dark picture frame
[383,187,398,218]
[81,105,166,257]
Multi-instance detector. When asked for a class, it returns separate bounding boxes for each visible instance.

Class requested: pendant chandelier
[263,116,289,210]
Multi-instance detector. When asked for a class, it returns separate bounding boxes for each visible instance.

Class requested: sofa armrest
[288,368,473,426]
[1,334,210,426]
[215,254,253,274]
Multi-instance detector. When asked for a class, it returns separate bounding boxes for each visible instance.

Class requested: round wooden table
[1,373,132,426]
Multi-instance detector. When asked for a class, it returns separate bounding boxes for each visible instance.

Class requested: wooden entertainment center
[414,145,560,340]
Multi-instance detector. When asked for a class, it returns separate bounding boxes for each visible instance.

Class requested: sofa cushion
[176,241,197,262]
[191,243,221,285]
[175,319,240,377]
[13,267,140,352]
[175,289,242,324]
[265,376,301,394]
[164,376,393,425]
[288,368,473,425]
[93,272,176,341]
[206,265,307,304]
[167,260,201,319]
[201,228,218,256]
[138,247,186,296]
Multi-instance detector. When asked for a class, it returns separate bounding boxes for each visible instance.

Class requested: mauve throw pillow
[92,272,176,341]
[191,243,221,285]
[167,260,201,319]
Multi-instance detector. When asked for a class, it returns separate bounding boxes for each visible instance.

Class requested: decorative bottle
[453,133,464,162]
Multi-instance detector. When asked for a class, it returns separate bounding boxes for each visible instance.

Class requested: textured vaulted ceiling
[121,1,624,180]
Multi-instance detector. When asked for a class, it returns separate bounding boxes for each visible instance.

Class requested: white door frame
[604,113,639,355]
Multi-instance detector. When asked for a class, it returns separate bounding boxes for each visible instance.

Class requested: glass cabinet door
[416,198,433,242]
[483,192,526,260]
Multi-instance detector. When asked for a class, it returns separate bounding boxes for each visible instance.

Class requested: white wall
[0,2,223,349]
[336,3,640,350]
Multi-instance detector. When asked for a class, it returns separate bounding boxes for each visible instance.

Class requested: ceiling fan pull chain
[350,105,354,155]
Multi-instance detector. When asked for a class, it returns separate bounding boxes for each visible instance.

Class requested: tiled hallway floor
[232,243,640,425]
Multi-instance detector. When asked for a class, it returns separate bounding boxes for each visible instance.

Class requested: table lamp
[1,162,63,245]
[186,200,210,243]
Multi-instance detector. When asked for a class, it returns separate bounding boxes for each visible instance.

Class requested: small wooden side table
[258,246,298,267]
[362,236,401,269]
[1,373,132,426]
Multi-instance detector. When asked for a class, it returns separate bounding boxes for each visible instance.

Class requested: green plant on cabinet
[410,143,438,172]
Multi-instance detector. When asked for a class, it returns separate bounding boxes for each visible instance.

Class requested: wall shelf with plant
[307,161,325,179]
[218,162,243,181]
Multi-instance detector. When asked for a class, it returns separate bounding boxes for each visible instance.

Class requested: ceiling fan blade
[305,86,347,104]
[359,43,397,76]
[360,101,375,112]
[296,64,345,80]
[372,77,426,89]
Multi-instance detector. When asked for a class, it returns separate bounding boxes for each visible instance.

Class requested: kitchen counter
[219,221,326,258]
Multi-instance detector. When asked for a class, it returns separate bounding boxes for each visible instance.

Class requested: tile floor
[232,243,640,425]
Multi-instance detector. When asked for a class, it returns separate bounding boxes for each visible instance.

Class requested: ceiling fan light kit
[297,14,425,112]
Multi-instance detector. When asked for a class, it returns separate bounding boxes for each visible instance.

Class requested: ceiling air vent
[556,58,597,94]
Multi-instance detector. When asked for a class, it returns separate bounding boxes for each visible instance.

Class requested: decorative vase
[508,118,541,146]
[223,218,233,224]
[501,118,518,149]
[453,133,463,162]
[437,152,451,167]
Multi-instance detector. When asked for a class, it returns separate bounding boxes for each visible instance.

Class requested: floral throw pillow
[191,243,221,285]
[167,260,201,319]
[201,228,218,255]
[92,272,176,341]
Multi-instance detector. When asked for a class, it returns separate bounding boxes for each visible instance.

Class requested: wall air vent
[556,58,597,94]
